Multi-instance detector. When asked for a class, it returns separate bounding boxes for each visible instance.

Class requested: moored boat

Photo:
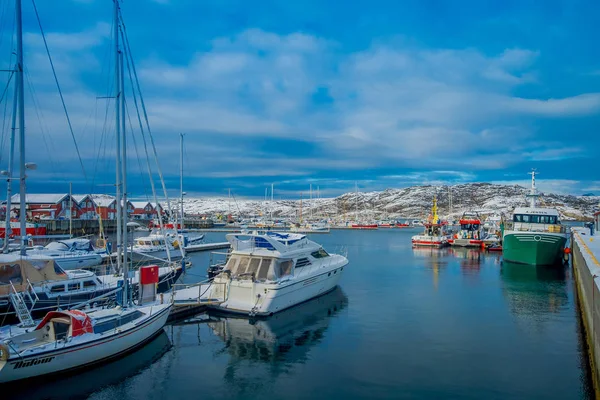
[0,300,171,383]
[449,212,484,248]
[411,197,450,248]
[208,231,348,317]
[502,170,568,266]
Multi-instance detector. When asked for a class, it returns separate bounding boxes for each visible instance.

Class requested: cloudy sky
[0,0,599,199]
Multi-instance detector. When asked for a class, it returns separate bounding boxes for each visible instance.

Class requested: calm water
[10,229,594,399]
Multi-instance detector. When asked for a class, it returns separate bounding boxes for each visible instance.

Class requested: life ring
[0,343,9,361]
[172,240,180,249]
[96,238,106,248]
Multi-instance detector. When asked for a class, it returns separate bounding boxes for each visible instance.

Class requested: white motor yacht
[131,234,182,262]
[21,239,103,270]
[209,231,348,317]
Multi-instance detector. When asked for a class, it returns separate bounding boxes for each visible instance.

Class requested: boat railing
[171,280,228,304]
[504,221,566,233]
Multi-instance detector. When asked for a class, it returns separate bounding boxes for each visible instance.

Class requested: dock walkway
[571,226,600,396]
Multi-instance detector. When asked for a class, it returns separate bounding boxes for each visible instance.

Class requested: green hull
[502,231,567,266]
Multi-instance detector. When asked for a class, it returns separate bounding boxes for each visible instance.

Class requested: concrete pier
[571,226,600,395]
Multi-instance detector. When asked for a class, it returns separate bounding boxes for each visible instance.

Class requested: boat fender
[0,343,9,361]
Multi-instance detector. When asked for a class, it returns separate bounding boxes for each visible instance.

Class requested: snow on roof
[72,194,92,204]
[94,197,116,207]
[10,193,69,204]
[131,201,151,209]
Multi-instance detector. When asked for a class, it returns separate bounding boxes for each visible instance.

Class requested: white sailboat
[0,0,171,382]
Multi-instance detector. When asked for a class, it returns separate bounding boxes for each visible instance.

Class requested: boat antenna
[527,169,538,208]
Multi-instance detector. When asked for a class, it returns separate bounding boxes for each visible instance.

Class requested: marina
[3,229,595,399]
[0,0,598,397]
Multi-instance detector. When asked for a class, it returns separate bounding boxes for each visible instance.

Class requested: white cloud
[7,24,600,188]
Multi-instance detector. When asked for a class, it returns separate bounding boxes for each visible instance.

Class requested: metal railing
[504,221,566,233]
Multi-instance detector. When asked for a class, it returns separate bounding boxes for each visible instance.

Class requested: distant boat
[449,211,484,248]
[351,223,378,230]
[411,197,450,248]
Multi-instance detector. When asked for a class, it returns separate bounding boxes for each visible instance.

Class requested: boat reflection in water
[500,261,569,321]
[450,247,485,275]
[207,287,348,367]
[412,246,449,289]
[4,331,172,399]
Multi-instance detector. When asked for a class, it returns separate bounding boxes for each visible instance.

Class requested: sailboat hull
[0,305,170,383]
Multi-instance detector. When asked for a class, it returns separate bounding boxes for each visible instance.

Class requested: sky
[0,0,599,199]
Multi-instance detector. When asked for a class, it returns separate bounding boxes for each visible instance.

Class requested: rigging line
[0,70,14,105]
[124,96,150,196]
[120,14,172,212]
[0,71,14,164]
[31,0,88,183]
[122,31,158,205]
[24,72,57,174]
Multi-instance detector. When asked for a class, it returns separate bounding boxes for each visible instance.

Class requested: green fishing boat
[502,170,567,266]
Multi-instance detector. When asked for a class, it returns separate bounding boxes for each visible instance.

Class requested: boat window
[152,240,160,246]
[68,283,80,291]
[50,285,66,293]
[256,259,271,280]
[83,280,96,288]
[247,258,261,276]
[93,311,144,334]
[276,260,293,278]
[311,249,330,259]
[513,214,558,224]
[0,264,22,285]
[295,258,312,268]
[226,256,240,275]
[237,257,250,275]
[53,320,70,341]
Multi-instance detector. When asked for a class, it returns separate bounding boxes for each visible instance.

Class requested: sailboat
[0,0,171,382]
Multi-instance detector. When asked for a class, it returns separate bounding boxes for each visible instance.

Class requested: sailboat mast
[309,184,312,220]
[120,47,129,305]
[114,0,122,273]
[69,182,72,237]
[3,71,18,253]
[180,133,184,230]
[271,183,274,220]
[15,0,27,255]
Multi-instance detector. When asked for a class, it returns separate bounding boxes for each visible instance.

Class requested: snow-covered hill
[178,183,600,221]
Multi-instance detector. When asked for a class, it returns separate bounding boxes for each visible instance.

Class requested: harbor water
[9,228,594,399]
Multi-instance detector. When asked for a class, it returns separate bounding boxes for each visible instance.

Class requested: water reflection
[412,247,449,289]
[208,287,348,365]
[450,247,483,275]
[501,261,569,320]
[4,330,172,400]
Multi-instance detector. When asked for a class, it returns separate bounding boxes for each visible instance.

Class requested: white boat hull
[212,256,347,316]
[0,305,170,383]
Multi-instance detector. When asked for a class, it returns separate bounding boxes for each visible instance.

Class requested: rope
[31,0,88,183]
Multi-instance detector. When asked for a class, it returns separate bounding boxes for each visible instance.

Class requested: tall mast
[16,0,27,255]
[309,184,312,220]
[114,0,122,273]
[69,182,72,237]
[180,133,184,230]
[3,70,18,253]
[120,46,129,306]
[270,183,274,220]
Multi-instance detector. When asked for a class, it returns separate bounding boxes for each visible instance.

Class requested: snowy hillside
[177,183,600,221]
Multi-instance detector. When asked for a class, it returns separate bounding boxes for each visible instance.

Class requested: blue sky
[0,0,599,199]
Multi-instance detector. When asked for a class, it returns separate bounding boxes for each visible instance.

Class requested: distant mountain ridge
[180,183,600,221]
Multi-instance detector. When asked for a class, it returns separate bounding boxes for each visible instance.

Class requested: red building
[93,197,117,220]
[131,201,156,219]
[9,194,81,220]
[73,194,97,220]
